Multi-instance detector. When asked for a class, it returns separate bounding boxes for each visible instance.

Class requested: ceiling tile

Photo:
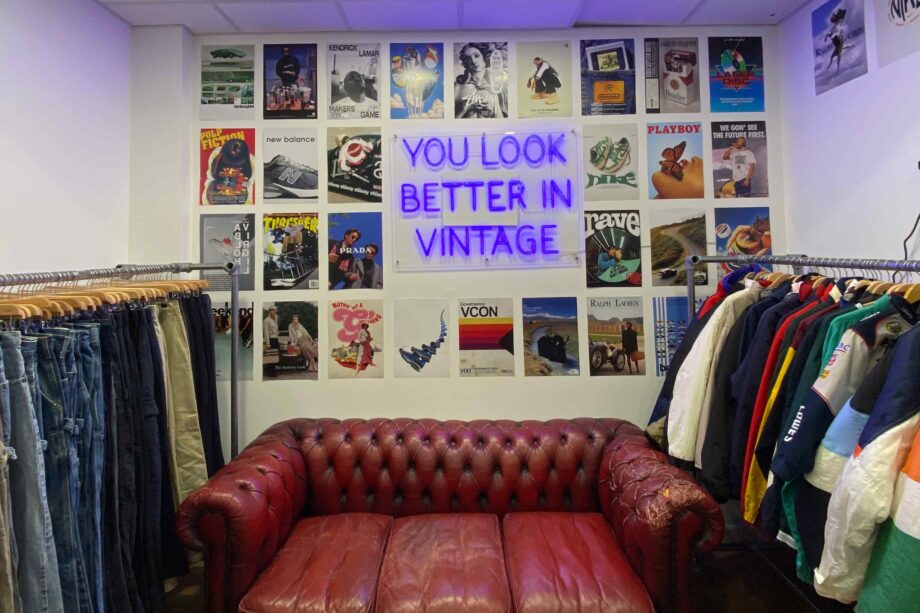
[576,0,701,25]
[106,2,237,32]
[217,1,347,32]
[462,0,579,29]
[684,0,811,24]
[341,1,459,30]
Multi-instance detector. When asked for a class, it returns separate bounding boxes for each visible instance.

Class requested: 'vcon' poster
[708,36,765,112]
[458,298,515,377]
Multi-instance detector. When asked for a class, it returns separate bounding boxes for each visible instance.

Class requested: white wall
[0,0,131,272]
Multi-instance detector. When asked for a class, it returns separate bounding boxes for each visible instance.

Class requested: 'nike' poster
[580,39,636,115]
[263,44,318,119]
[200,45,254,120]
[394,299,449,378]
[200,128,256,205]
[458,298,515,377]
[583,124,639,201]
[199,213,255,291]
[517,41,572,118]
[262,128,318,202]
[707,36,765,112]
[328,43,381,120]
[389,42,445,119]
[585,210,642,288]
[327,127,382,203]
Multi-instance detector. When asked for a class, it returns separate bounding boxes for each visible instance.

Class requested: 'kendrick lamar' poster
[517,41,572,118]
[328,43,380,120]
[707,36,765,112]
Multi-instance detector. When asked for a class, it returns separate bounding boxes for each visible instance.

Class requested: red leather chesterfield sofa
[177,418,723,613]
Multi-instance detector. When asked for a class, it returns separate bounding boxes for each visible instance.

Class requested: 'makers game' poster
[263,213,319,290]
[200,128,256,205]
[328,43,380,119]
[585,210,642,288]
[264,44,317,119]
[328,300,384,379]
[458,298,515,377]
[390,42,445,119]
[712,121,768,198]
[200,45,254,120]
[394,299,449,378]
[263,128,318,202]
[714,206,772,274]
[517,41,572,118]
[812,0,868,95]
[588,297,645,376]
[199,213,254,291]
[327,127,382,203]
[644,38,701,114]
[647,123,704,200]
[580,39,636,115]
[708,36,765,112]
[583,124,639,201]
[453,42,509,118]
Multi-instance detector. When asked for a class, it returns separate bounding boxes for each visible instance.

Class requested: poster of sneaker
[649,208,708,287]
[812,0,868,95]
[458,298,515,377]
[652,295,706,376]
[389,42,445,119]
[646,122,704,200]
[262,301,319,381]
[517,41,572,118]
[714,206,772,275]
[580,39,636,115]
[644,38,701,114]
[263,213,319,291]
[200,128,256,205]
[328,300,384,379]
[712,121,768,198]
[585,210,642,288]
[583,124,639,201]
[453,42,509,119]
[707,36,765,112]
[264,44,318,119]
[213,300,254,381]
[588,297,645,377]
[327,127,382,203]
[199,214,255,291]
[200,45,254,120]
[523,297,579,377]
[328,43,381,120]
[327,212,383,290]
[394,299,449,378]
[263,128,319,202]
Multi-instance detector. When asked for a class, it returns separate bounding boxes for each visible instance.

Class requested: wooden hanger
[0,297,70,318]
[904,284,920,304]
[0,304,30,319]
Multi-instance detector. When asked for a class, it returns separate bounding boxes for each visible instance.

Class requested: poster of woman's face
[453,42,508,119]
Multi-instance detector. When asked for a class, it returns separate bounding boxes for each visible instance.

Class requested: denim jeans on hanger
[0,348,21,613]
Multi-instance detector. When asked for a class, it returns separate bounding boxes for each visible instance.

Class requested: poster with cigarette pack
[199,214,255,291]
[707,36,765,112]
[458,298,515,378]
[653,295,707,376]
[580,39,636,115]
[263,44,317,119]
[583,124,639,201]
[327,212,383,290]
[200,45,254,120]
[200,128,256,205]
[262,301,319,381]
[516,41,572,118]
[213,301,254,381]
[328,300,384,379]
[263,213,319,290]
[812,0,868,95]
[263,128,318,202]
[453,42,509,118]
[328,43,381,119]
[395,299,449,378]
[585,210,642,288]
[711,121,768,198]
[389,42,445,119]
[587,297,645,376]
[327,127,382,203]
[646,122,704,200]
[644,38,701,113]
[523,297,579,377]
[714,207,772,275]
[649,209,708,287]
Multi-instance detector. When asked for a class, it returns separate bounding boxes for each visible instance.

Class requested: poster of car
[644,38,701,114]
[200,128,256,205]
[517,41,572,118]
[812,0,868,95]
[714,206,772,275]
[389,42,445,119]
[327,127,382,203]
[263,44,317,119]
[458,298,515,377]
[587,297,645,376]
[711,121,769,198]
[328,300,384,379]
[200,45,254,120]
[263,128,318,202]
[580,38,636,115]
[583,124,639,201]
[646,122,704,200]
[199,214,254,291]
[453,42,509,118]
[261,301,319,381]
[263,213,319,291]
[394,299,449,378]
[649,209,708,287]
[707,36,765,112]
[523,297,579,377]
[585,210,642,288]
[328,42,380,119]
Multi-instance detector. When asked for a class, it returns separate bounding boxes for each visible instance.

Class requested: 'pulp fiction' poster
[580,39,636,115]
[327,127,382,203]
[708,36,765,112]
[644,38,701,113]
[646,123,704,200]
[390,43,445,119]
[394,299,449,378]
[328,43,380,119]
[458,298,515,377]
[263,44,317,119]
[453,42,509,118]
[263,128,318,202]
[199,214,254,291]
[812,0,868,95]
[583,124,639,201]
[585,210,642,288]
[200,45,254,120]
[588,297,645,376]
[200,128,256,205]
[714,207,772,274]
[711,121,768,198]
[517,41,572,118]
[649,209,708,287]
[328,300,384,379]
[523,297,579,377]
[263,213,319,291]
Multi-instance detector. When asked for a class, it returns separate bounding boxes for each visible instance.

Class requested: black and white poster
[328,43,381,119]
[453,42,509,118]
[199,214,254,291]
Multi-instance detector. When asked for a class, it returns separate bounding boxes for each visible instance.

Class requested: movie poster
[263,44,317,119]
[523,297,579,376]
[263,213,319,290]
[649,209,708,287]
[453,42,509,119]
[328,300,384,379]
[583,124,639,201]
[394,299,449,378]
[200,128,256,205]
[874,0,920,67]
[213,300,254,381]
[327,127,382,203]
[262,301,319,381]
[263,128,318,202]
[200,45,254,120]
[517,41,572,118]
[585,210,642,288]
[714,206,772,274]
[653,295,706,376]
[646,122,704,200]
[707,36,765,112]
[644,38,701,114]
[389,42,445,119]
[458,298,515,378]
[327,212,383,290]
[328,43,381,119]
[588,297,645,376]
[712,121,768,198]
[199,214,255,291]
[812,0,868,94]
[580,39,636,115]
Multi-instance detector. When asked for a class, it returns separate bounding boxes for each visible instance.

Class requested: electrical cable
[893,210,920,283]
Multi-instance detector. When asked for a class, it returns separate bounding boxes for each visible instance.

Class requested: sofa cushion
[375,513,511,613]
[238,513,391,613]
[502,513,654,613]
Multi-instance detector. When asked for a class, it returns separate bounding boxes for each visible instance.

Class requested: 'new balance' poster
[199,213,255,291]
[585,210,642,288]
[263,128,318,202]
[328,43,381,120]
[708,36,765,112]
[200,128,256,205]
[327,127,382,203]
[580,39,636,115]
[264,44,318,119]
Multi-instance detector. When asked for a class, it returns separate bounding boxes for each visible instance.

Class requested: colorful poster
[327,127,382,203]
[458,298,514,377]
[517,41,572,118]
[588,297,645,376]
[328,300,384,379]
[644,38,701,114]
[707,36,765,112]
[389,42,445,119]
[199,128,256,205]
[262,301,319,381]
[453,42,509,118]
[712,121,768,198]
[812,0,868,94]
[263,213,319,290]
[646,122,704,200]
[580,39,636,115]
[874,0,920,67]
[394,299,449,378]
[199,214,254,291]
[263,128,318,202]
[714,206,772,274]
[327,212,383,290]
[328,43,381,120]
[263,44,317,119]
[653,295,706,376]
[585,210,642,288]
[213,300,254,381]
[649,209,708,287]
[200,45,254,120]
[583,124,640,201]
[523,297,579,376]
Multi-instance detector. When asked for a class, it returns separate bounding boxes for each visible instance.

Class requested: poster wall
[583,124,640,201]
[873,0,920,67]
[644,38,701,114]
[328,300,384,378]
[394,299,449,378]
[587,297,645,376]
[812,0,868,95]
[199,213,255,291]
[328,43,381,120]
[263,213,319,290]
[200,128,256,205]
[707,36,765,112]
[522,297,579,377]
[580,39,636,115]
[389,42,445,119]
[458,298,515,377]
[517,41,572,118]
[262,301,319,381]
[453,42,509,118]
[646,122,705,200]
[263,44,317,119]
[200,45,254,120]
[711,121,768,198]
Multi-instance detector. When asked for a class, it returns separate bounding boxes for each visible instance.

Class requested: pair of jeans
[0,348,20,612]
[183,295,224,477]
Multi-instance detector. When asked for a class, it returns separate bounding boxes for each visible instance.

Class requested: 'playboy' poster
[646,123,704,200]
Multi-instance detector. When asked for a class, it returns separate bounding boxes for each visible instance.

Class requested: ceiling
[97,0,814,34]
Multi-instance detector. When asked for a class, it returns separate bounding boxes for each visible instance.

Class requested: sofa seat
[503,513,654,613]
[238,513,392,613]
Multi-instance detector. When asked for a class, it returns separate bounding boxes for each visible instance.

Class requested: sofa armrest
[599,434,723,613]
[176,422,309,613]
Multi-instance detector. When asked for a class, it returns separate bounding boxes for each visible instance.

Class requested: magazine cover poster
[588,297,645,376]
[395,299,449,378]
[453,42,509,119]
[327,127,382,203]
[199,214,255,291]
[328,300,384,379]
[458,298,515,378]
[874,0,920,67]
[517,41,572,118]
[327,212,383,290]
[580,39,636,115]
[583,124,639,201]
[712,121,768,198]
[644,38,701,113]
[200,128,256,205]
[714,207,772,274]
[653,296,706,376]
[264,44,317,119]
[213,301,254,381]
[262,301,319,381]
[646,122,704,200]
[328,43,380,119]
[389,42,445,119]
[263,128,318,202]
[200,45,254,120]
[263,213,319,291]
[708,36,765,112]
[649,209,708,287]
[523,297,579,377]
[585,210,642,288]
[812,0,868,95]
